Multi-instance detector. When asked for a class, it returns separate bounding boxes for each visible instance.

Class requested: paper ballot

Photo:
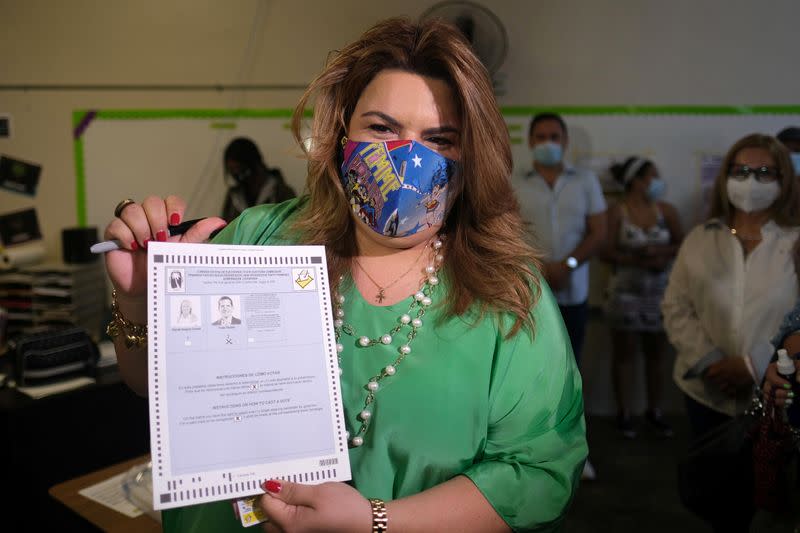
[147,242,350,510]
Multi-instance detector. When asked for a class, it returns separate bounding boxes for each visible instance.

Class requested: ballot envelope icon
[293,269,315,290]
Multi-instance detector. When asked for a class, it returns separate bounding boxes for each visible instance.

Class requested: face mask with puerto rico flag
[340,139,457,237]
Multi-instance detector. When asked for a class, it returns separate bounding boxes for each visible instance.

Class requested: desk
[49,454,160,533]
[0,369,150,530]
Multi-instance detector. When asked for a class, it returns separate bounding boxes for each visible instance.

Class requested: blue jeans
[559,301,588,365]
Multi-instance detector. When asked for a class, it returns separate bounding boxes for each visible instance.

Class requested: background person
[752,300,800,531]
[514,111,607,480]
[662,133,800,532]
[515,112,608,365]
[101,17,587,533]
[222,137,297,222]
[601,157,683,439]
[764,299,800,405]
[777,126,800,177]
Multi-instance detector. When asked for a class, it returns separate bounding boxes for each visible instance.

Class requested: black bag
[676,394,762,521]
[9,326,99,386]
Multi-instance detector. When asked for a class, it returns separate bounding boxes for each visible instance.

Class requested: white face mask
[726,176,781,213]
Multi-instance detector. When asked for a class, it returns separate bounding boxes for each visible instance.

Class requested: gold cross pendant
[375,288,385,303]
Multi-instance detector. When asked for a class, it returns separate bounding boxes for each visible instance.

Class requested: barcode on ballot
[319,458,338,466]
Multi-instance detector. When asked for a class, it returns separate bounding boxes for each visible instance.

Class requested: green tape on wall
[72,106,800,227]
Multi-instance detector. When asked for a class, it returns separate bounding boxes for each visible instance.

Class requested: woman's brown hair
[290,17,540,336]
[709,133,800,226]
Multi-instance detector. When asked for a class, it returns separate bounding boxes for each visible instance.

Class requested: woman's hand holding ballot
[103,195,226,298]
[101,195,226,396]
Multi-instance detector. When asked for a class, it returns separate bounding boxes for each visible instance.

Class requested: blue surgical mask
[531,142,563,166]
[340,139,457,237]
[790,152,800,175]
[646,178,666,201]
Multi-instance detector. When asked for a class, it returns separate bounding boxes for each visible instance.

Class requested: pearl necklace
[334,237,444,448]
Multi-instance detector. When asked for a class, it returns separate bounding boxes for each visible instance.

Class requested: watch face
[566,257,578,269]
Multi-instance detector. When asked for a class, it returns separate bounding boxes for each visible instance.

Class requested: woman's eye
[368,124,393,134]
[427,136,454,147]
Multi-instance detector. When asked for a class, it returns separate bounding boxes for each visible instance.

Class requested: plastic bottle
[776,348,800,426]
[777,349,795,377]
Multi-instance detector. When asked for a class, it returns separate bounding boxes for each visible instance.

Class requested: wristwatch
[565,256,579,270]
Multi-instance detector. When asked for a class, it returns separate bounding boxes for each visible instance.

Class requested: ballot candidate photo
[211,295,242,326]
[172,297,200,328]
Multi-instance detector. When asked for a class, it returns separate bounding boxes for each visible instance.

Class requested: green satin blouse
[162,198,587,532]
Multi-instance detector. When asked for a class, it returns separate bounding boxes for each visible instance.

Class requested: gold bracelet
[368,498,388,533]
[106,289,148,349]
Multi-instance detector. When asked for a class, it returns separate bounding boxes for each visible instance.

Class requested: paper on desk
[97,339,118,367]
[78,471,143,518]
[17,376,95,399]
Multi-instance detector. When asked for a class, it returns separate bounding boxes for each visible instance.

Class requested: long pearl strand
[334,237,444,448]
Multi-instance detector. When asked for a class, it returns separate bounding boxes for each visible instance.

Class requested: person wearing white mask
[662,133,800,532]
[514,112,607,481]
[601,157,683,440]
[777,126,800,177]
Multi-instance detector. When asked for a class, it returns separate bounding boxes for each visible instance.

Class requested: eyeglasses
[728,164,781,183]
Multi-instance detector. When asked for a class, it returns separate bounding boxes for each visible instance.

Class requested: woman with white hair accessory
[601,156,683,439]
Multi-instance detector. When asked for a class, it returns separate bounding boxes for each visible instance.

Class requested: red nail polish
[263,480,281,493]
[170,213,180,225]
[156,230,167,242]
[130,241,139,251]
[143,239,150,249]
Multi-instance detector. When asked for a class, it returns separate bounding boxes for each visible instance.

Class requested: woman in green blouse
[102,17,587,533]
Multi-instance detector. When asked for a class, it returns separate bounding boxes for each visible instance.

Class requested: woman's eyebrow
[422,126,459,136]
[361,111,401,129]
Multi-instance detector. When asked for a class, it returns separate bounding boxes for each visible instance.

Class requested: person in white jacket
[662,133,800,533]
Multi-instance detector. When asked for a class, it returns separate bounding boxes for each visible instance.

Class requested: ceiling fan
[420,1,509,76]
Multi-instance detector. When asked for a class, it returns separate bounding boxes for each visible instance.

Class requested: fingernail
[784,384,792,389]
[130,241,139,251]
[262,480,281,493]
[170,213,180,225]
[156,230,167,242]
[143,239,149,249]
[789,392,795,398]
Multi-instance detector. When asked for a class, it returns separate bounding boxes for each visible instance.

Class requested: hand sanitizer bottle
[776,348,799,426]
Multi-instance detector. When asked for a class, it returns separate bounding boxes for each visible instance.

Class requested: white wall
[1,0,799,259]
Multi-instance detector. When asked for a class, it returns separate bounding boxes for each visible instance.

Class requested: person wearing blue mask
[776,126,800,177]
[514,111,607,480]
[517,113,607,362]
[601,157,683,439]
